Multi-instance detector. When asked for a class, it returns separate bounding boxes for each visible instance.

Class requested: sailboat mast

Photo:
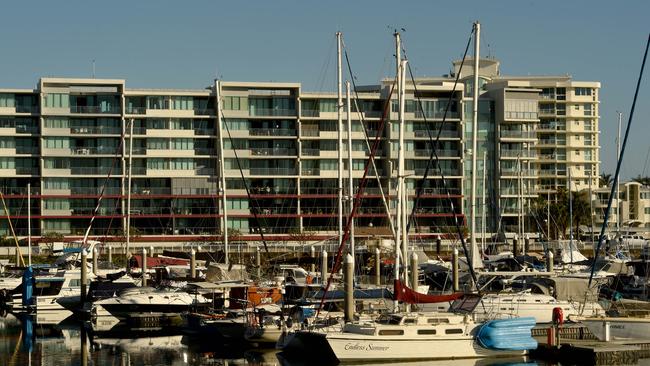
[346,81,355,255]
[616,111,622,235]
[27,182,31,267]
[481,151,486,255]
[470,21,481,265]
[126,117,134,269]
[216,80,229,265]
[394,32,402,304]
[569,166,574,263]
[337,32,344,249]
[397,60,408,283]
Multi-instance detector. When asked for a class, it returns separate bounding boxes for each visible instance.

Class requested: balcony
[194,148,215,156]
[249,108,296,117]
[301,129,319,137]
[71,146,119,155]
[501,168,536,176]
[15,167,39,175]
[301,110,320,117]
[71,167,119,175]
[70,105,121,114]
[414,168,460,176]
[413,149,459,157]
[301,168,320,176]
[500,150,537,159]
[301,148,320,156]
[250,147,297,156]
[16,125,39,134]
[249,128,296,137]
[414,110,460,119]
[500,130,536,139]
[250,167,296,175]
[71,126,121,134]
[413,130,459,138]
[125,106,146,114]
[504,111,538,120]
[15,105,40,113]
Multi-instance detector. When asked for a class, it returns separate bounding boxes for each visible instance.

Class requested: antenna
[92,59,96,78]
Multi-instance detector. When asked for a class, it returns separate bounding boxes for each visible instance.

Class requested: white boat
[578,316,650,341]
[93,286,212,320]
[475,291,603,323]
[283,311,536,362]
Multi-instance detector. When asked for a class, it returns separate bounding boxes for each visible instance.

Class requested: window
[223,96,248,111]
[417,329,437,335]
[0,94,15,108]
[225,119,249,130]
[146,119,167,129]
[320,159,337,170]
[44,199,70,210]
[583,104,593,116]
[445,329,464,334]
[575,87,592,96]
[147,138,168,150]
[45,137,70,149]
[171,96,194,110]
[43,219,71,233]
[378,330,404,336]
[427,318,450,324]
[172,138,194,150]
[227,198,249,210]
[146,158,168,170]
[170,159,195,170]
[171,119,192,130]
[44,178,70,190]
[44,93,70,108]
[319,99,337,113]
[147,96,167,109]
[556,104,566,116]
[44,158,69,169]
[227,217,249,231]
[45,118,70,128]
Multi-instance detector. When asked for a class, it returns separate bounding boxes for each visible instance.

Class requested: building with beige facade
[0,58,600,245]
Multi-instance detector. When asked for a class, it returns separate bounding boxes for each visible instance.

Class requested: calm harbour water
[1,312,648,366]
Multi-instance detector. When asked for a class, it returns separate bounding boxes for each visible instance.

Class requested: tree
[599,173,613,187]
[531,188,591,240]
[41,231,65,254]
[632,175,650,186]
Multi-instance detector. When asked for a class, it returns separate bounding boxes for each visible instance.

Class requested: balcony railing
[194,128,215,136]
[301,168,320,176]
[125,106,146,114]
[71,167,119,175]
[71,146,119,155]
[500,130,536,139]
[16,167,38,175]
[71,126,122,134]
[301,148,320,156]
[500,150,537,158]
[15,105,40,113]
[413,149,459,157]
[70,106,121,114]
[414,168,460,176]
[249,128,296,136]
[413,130,459,138]
[414,110,460,119]
[194,148,215,155]
[504,111,538,120]
[250,147,297,156]
[249,108,296,117]
[301,110,320,117]
[250,167,296,175]
[301,129,319,137]
[16,125,38,134]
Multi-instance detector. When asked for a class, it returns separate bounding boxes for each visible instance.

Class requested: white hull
[325,333,523,361]
[476,293,603,323]
[581,317,650,341]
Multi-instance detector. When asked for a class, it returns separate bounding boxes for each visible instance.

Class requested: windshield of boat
[375,314,403,325]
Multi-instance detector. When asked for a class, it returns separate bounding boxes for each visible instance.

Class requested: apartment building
[0,59,599,244]
[592,181,650,233]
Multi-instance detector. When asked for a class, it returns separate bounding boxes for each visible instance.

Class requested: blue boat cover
[476,317,537,351]
[22,267,34,306]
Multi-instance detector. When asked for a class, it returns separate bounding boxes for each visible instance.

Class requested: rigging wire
[401,27,480,290]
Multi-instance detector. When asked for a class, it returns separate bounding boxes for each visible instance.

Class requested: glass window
[171,119,192,130]
[44,93,70,108]
[147,96,167,109]
[147,138,168,150]
[171,96,194,110]
[0,94,15,108]
[45,137,70,149]
[44,178,70,190]
[172,138,194,150]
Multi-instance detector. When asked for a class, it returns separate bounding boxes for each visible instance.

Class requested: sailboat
[282,26,538,363]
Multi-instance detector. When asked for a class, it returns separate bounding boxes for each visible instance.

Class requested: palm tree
[632,175,650,186]
[599,173,613,187]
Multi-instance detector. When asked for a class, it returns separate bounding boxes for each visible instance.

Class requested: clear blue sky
[1,0,648,180]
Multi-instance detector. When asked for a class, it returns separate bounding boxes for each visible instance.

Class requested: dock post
[375,247,381,286]
[344,253,354,322]
[81,249,88,303]
[436,235,442,255]
[513,234,519,257]
[547,251,554,272]
[149,246,154,258]
[92,248,98,276]
[190,249,196,279]
[255,246,261,279]
[142,248,147,287]
[310,246,316,273]
[410,252,419,289]
[15,247,20,266]
[321,250,328,283]
[603,321,611,342]
[452,248,459,292]
[108,245,112,263]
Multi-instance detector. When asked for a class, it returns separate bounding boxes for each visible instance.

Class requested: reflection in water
[0,313,546,366]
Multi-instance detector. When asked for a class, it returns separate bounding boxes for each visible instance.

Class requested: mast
[27,183,31,266]
[397,60,408,283]
[337,31,344,248]
[393,31,402,311]
[481,151,487,255]
[616,111,622,235]
[470,21,481,267]
[216,80,229,265]
[346,81,355,255]
[126,117,134,270]
[568,166,574,263]
[589,171,595,246]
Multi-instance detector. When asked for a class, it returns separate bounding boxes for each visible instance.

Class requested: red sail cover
[394,279,464,304]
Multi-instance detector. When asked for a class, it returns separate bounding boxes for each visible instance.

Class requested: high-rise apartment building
[0,58,599,245]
